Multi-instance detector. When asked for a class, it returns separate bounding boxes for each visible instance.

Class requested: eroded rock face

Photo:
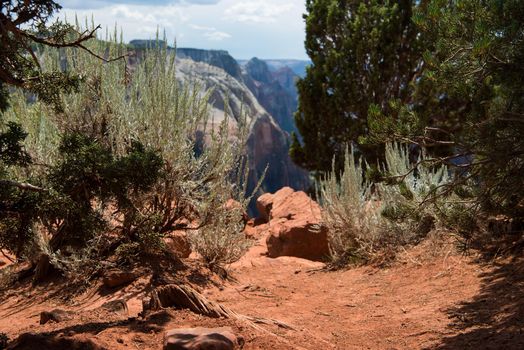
[163,327,242,350]
[257,187,329,261]
[174,53,309,215]
[243,58,298,134]
[247,116,309,207]
[177,48,243,80]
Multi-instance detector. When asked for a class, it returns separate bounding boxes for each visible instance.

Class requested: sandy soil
[1,234,524,349]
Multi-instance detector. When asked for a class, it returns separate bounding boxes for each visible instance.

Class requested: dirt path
[1,235,524,349]
[205,237,483,349]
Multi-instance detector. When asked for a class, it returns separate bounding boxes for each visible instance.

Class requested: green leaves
[293,0,428,172]
[0,122,31,167]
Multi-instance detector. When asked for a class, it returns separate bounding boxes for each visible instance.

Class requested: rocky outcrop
[247,115,309,197]
[272,66,299,100]
[245,57,273,84]
[242,58,298,134]
[174,56,309,215]
[177,48,242,80]
[256,187,329,261]
[164,327,242,350]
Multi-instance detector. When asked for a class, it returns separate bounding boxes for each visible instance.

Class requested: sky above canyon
[57,0,308,59]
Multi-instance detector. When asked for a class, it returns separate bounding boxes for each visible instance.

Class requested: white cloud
[204,31,231,41]
[57,0,308,59]
[60,0,221,9]
[190,23,231,41]
[224,1,294,23]
[190,24,217,31]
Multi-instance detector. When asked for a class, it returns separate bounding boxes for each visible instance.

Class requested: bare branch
[0,179,46,192]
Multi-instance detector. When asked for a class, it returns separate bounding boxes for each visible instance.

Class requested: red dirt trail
[1,234,524,349]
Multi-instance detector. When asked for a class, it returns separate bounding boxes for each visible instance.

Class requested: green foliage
[0,186,41,257]
[317,143,478,266]
[0,131,163,258]
[46,133,163,246]
[291,0,428,172]
[371,0,524,218]
[0,122,31,167]
[299,0,524,239]
[0,0,93,112]
[377,143,449,237]
[1,22,254,273]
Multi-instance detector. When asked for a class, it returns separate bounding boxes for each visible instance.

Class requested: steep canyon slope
[172,49,309,210]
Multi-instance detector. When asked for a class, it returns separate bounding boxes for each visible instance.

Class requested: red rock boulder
[163,327,243,350]
[256,186,294,222]
[102,269,137,288]
[258,187,329,261]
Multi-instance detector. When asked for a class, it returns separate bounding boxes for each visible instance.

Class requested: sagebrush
[0,26,254,276]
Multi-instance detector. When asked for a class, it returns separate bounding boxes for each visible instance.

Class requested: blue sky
[57,0,308,59]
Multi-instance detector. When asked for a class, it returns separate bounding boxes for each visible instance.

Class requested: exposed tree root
[145,283,296,333]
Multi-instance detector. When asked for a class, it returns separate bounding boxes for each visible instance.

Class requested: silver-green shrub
[378,143,450,237]
[3,25,254,270]
[318,146,383,265]
[318,143,456,266]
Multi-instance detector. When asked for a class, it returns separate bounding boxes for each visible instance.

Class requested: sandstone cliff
[174,55,309,213]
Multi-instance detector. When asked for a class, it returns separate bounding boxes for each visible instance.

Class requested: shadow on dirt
[432,251,524,350]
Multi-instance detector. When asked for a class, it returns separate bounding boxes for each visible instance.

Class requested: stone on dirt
[163,327,242,350]
[100,299,128,315]
[102,269,136,288]
[39,309,75,324]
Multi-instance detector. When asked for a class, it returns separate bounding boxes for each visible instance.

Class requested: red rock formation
[256,187,329,261]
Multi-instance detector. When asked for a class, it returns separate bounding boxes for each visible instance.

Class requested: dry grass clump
[318,143,474,267]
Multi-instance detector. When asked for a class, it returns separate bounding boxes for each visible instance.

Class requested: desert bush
[318,143,463,266]
[378,143,449,237]
[188,108,260,269]
[318,146,383,266]
[0,26,254,274]
[379,143,479,240]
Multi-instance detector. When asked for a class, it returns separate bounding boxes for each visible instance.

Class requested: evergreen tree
[291,0,428,172]
[367,0,524,217]
[419,0,524,216]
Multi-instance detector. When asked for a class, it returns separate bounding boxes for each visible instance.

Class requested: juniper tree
[290,0,430,172]
[369,0,524,217]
